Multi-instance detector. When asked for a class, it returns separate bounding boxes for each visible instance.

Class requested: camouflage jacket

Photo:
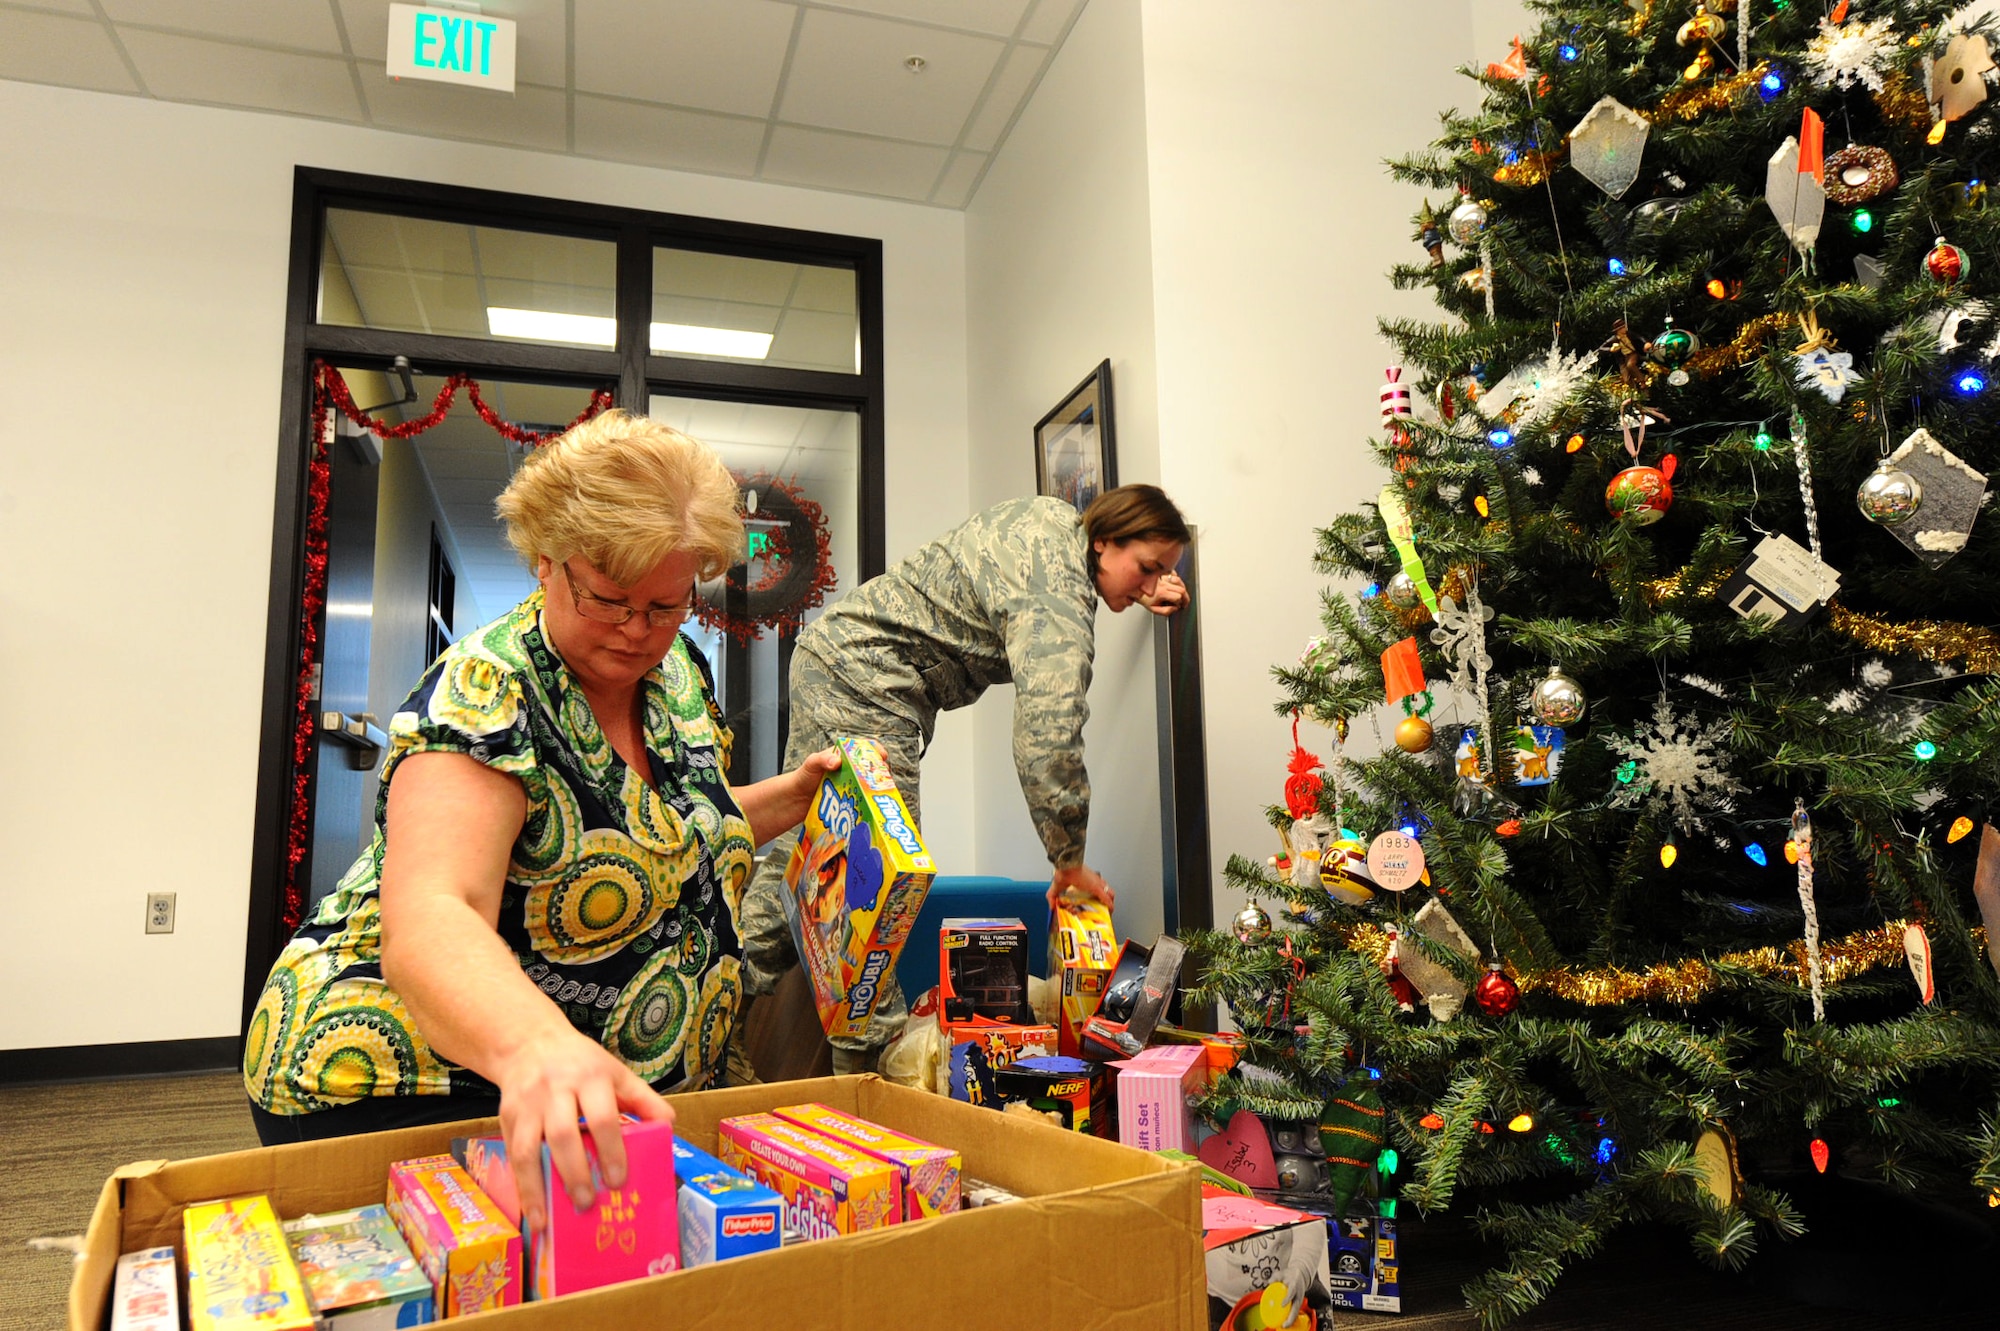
[798,496,1096,869]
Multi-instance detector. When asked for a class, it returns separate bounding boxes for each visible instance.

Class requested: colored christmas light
[1507,1113,1535,1132]
[1363,581,1383,597]
[1377,1147,1399,1174]
[1497,819,1521,837]
[1594,1137,1617,1165]
[1852,208,1874,233]
[1616,760,1638,784]
[1660,839,1678,868]
[1379,1199,1398,1218]
[1956,369,1987,395]
[1558,42,1581,62]
[1566,433,1586,453]
[1420,1113,1445,1130]
[1785,839,1801,864]
[1914,740,1938,761]
[1755,427,1773,450]
[1745,842,1768,866]
[1810,1137,1830,1172]
[1759,68,1788,100]
[1949,816,1975,843]
[1607,257,1626,276]
[1487,427,1514,448]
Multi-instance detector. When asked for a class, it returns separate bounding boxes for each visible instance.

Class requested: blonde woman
[244,409,835,1235]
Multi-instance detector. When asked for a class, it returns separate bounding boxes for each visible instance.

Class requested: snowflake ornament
[1429,588,1495,694]
[1795,346,1858,402]
[1806,15,1900,93]
[1479,343,1596,431]
[1605,695,1744,835]
[1523,466,1543,487]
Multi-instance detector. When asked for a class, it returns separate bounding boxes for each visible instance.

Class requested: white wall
[0,79,970,1052]
[1136,1,1489,934]
[964,0,1169,942]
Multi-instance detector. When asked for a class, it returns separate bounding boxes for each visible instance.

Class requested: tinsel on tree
[1190,1,2000,1323]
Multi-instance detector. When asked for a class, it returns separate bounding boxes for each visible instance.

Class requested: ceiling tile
[338,0,568,87]
[760,125,947,200]
[930,149,985,207]
[6,0,97,12]
[0,10,138,94]
[119,29,362,119]
[809,0,1031,39]
[574,0,797,118]
[780,7,1000,143]
[574,95,765,178]
[357,64,567,152]
[1017,0,1080,46]
[101,0,343,53]
[769,309,859,370]
[789,265,857,314]
[961,40,1042,151]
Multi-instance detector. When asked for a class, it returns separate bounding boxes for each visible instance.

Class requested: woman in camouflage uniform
[740,483,1192,1071]
[244,411,838,1234]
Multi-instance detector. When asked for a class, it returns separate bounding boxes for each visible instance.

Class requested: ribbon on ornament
[1377,486,1440,615]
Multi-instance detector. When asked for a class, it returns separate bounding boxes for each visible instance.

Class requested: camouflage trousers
[739,645,925,1073]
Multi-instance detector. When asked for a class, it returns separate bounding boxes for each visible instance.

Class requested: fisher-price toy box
[385,1155,521,1316]
[672,1138,784,1266]
[74,1076,1207,1331]
[783,735,937,1040]
[716,1112,904,1239]
[181,1194,315,1331]
[773,1102,961,1221]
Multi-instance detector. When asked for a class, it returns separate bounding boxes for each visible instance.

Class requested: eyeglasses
[561,560,693,629]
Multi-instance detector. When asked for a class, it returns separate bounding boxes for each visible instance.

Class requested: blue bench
[895,875,1051,1002]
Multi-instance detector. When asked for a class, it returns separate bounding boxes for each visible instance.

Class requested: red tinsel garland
[279,363,615,933]
[695,473,839,645]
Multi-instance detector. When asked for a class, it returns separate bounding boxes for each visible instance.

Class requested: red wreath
[695,473,839,645]
[279,364,614,932]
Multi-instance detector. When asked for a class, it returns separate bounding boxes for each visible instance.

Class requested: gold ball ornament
[1394,716,1435,753]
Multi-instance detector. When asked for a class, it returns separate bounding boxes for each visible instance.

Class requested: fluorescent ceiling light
[487,308,772,359]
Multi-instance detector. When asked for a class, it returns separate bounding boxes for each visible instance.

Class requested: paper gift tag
[1367,832,1426,891]
[1199,1109,1278,1190]
[1513,725,1564,785]
[1904,923,1936,1004]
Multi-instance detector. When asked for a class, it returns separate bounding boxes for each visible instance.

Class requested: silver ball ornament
[1385,570,1421,609]
[1448,198,1489,244]
[1232,902,1274,943]
[1529,667,1587,727]
[1856,460,1923,526]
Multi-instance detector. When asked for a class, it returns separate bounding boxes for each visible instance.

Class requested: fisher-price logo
[871,794,923,855]
[722,1214,777,1238]
[845,949,892,1020]
[815,783,857,842]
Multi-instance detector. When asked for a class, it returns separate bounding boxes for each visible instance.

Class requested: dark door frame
[242,167,887,1032]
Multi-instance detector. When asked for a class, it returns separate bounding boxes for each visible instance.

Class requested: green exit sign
[386,4,516,93]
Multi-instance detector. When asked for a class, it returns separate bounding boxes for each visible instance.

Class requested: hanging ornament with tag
[1676,4,1726,81]
[1903,922,1935,1003]
[1822,145,1897,204]
[1529,666,1588,726]
[1928,31,1995,139]
[1606,405,1676,524]
[1792,311,1856,403]
[1648,318,1701,387]
[1767,109,1827,257]
[1569,96,1649,198]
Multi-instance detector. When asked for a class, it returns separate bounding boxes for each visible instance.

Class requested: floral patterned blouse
[245,589,754,1115]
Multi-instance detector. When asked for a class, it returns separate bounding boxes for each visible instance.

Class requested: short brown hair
[496,409,744,584]
[1080,483,1191,548]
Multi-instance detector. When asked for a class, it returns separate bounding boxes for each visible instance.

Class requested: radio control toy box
[783,735,937,1039]
[182,1195,316,1331]
[110,1247,178,1331]
[1051,898,1118,1056]
[940,918,1035,1025]
[535,1119,680,1300]
[716,1112,903,1240]
[672,1138,784,1267]
[281,1204,435,1328]
[384,1155,521,1316]
[773,1102,961,1221]
[1282,1204,1402,1314]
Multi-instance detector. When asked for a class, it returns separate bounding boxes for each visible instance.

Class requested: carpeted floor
[3,1071,1966,1330]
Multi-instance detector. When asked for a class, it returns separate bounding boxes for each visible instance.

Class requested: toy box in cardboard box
[74,1076,1205,1331]
[784,735,937,1040]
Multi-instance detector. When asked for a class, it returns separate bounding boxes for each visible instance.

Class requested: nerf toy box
[774,1102,961,1221]
[109,1247,177,1331]
[717,1112,904,1240]
[281,1205,435,1328]
[1111,1044,1205,1152]
[1051,898,1118,1056]
[784,735,938,1040]
[1201,1187,1334,1331]
[181,1195,315,1331]
[672,1138,784,1267]
[536,1119,680,1300]
[940,918,1035,1024]
[75,1076,1207,1331]
[992,1055,1108,1135]
[385,1155,521,1316]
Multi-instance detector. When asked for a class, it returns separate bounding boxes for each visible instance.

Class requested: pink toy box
[533,1118,680,1300]
[1111,1043,1205,1152]
[384,1156,521,1317]
[772,1102,961,1221]
[716,1112,903,1240]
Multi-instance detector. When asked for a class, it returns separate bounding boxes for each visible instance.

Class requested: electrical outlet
[145,891,176,934]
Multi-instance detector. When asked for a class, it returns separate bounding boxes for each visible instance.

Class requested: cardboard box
[1201,1186,1335,1331]
[1112,1044,1205,1152]
[76,1078,1202,1331]
[671,1139,784,1267]
[783,735,939,1039]
[1051,898,1118,1056]
[282,1205,435,1327]
[774,1101,962,1221]
[939,917,1035,1024]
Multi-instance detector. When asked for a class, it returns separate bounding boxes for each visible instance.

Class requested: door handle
[319,712,387,769]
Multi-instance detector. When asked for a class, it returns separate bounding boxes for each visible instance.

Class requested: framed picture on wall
[1034,360,1117,512]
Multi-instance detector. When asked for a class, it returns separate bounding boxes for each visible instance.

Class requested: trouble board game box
[76,1077,1206,1331]
[784,735,938,1039]
[282,1205,435,1328]
[672,1138,784,1267]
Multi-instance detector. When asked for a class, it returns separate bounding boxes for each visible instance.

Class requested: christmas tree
[1192,1,2000,1323]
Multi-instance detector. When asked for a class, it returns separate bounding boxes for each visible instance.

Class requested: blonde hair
[496,409,744,585]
